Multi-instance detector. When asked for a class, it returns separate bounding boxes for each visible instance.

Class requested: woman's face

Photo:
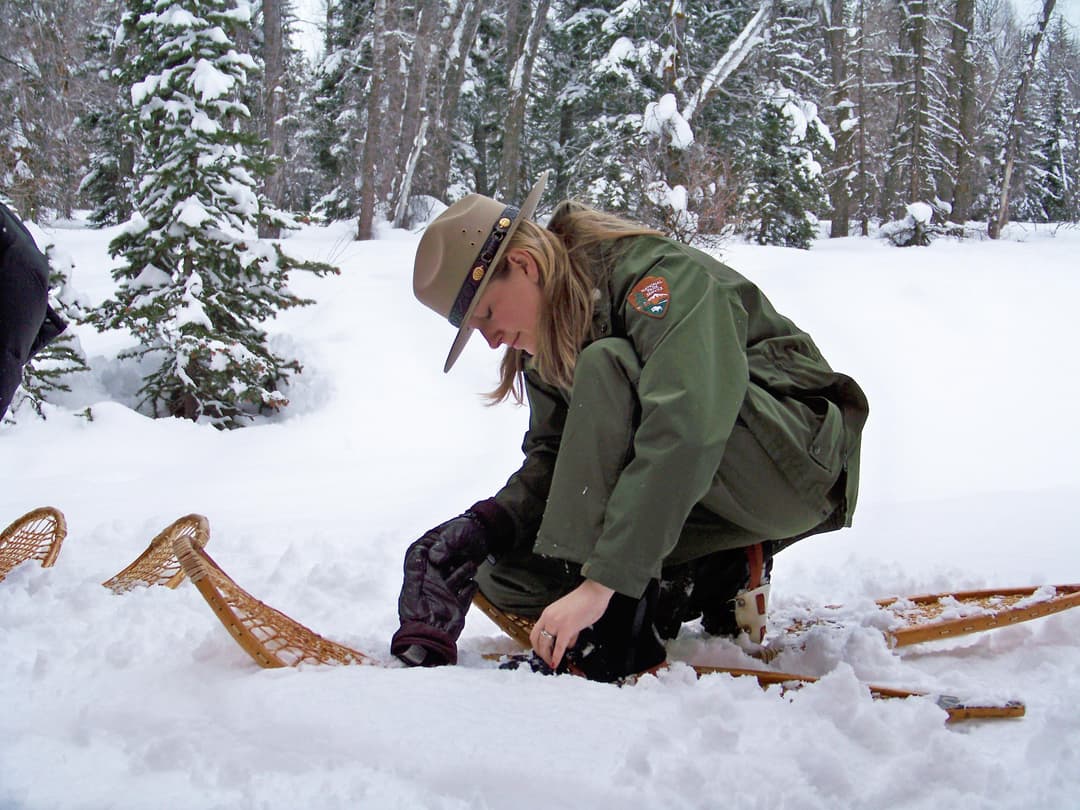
[468,248,542,355]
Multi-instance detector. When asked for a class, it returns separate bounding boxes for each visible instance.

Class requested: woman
[0,202,66,421]
[391,173,868,681]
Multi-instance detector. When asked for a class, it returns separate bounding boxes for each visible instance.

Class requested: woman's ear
[507,248,539,282]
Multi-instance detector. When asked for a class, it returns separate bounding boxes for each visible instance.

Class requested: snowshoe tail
[880,584,1080,647]
[689,664,1026,722]
[102,514,209,593]
[0,506,67,582]
[170,518,367,668]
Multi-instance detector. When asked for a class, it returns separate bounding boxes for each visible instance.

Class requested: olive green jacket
[492,235,868,596]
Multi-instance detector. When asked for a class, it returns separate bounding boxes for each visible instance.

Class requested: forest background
[2,0,1079,427]
[6,0,1080,243]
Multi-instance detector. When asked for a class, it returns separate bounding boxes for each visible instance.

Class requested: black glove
[390,499,514,667]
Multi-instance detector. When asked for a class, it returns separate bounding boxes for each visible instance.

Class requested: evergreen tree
[879,0,956,220]
[90,0,336,429]
[0,0,108,218]
[81,0,140,226]
[740,84,831,249]
[309,0,373,219]
[1023,17,1079,222]
[543,0,670,214]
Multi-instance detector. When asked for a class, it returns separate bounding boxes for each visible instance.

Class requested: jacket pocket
[804,395,844,475]
[741,385,844,505]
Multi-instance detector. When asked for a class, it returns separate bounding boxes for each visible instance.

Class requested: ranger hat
[413,171,549,372]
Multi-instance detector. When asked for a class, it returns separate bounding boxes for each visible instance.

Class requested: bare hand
[529,579,615,670]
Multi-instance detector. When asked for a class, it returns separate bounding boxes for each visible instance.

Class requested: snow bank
[1,217,1078,809]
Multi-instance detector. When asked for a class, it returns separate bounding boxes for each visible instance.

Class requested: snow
[3,216,1080,808]
[642,93,694,150]
[907,201,934,224]
[175,197,211,229]
[190,58,236,102]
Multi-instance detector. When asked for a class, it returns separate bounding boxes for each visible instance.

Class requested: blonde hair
[488,201,661,404]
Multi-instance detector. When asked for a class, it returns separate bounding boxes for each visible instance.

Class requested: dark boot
[656,564,699,640]
[566,580,667,682]
[500,581,667,683]
[696,543,773,639]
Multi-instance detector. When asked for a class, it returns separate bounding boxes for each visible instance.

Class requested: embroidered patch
[628,275,671,319]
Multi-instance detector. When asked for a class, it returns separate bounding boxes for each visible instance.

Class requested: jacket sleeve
[491,367,567,551]
[577,249,751,597]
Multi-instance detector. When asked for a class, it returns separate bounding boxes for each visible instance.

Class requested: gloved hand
[390,499,514,667]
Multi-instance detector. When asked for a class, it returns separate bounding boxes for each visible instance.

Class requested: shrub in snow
[879,202,965,246]
[89,0,336,430]
[645,180,700,244]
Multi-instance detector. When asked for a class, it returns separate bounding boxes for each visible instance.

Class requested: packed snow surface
[2,217,1079,809]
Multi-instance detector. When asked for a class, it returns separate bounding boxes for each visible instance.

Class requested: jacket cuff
[390,621,457,667]
[580,558,653,600]
[468,498,516,558]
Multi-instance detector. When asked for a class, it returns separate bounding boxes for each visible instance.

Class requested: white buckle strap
[734,582,770,644]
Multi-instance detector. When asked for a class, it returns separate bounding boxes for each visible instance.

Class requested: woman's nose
[479,327,501,349]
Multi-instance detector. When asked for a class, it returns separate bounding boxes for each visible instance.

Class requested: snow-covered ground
[2,216,1078,809]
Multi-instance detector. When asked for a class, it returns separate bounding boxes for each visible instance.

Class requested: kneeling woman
[391,172,868,681]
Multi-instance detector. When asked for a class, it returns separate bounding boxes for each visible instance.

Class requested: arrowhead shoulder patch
[628,275,671,319]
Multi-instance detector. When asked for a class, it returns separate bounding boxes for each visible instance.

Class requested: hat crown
[412,170,549,372]
[413,194,508,319]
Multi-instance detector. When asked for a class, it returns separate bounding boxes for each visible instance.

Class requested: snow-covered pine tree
[988,0,1058,237]
[82,0,141,226]
[459,3,523,197]
[0,0,106,218]
[740,83,831,249]
[309,0,373,220]
[1022,16,1079,223]
[879,0,955,221]
[542,0,670,214]
[90,0,336,429]
[721,3,832,248]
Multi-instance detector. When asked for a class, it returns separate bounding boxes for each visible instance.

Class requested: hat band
[448,205,519,328]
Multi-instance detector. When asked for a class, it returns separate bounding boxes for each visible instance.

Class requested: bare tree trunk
[823,0,851,237]
[357,0,388,241]
[497,0,551,202]
[947,0,976,223]
[989,0,1057,238]
[905,0,928,206]
[259,0,285,238]
[426,0,484,198]
[379,4,409,208]
[390,0,440,225]
[394,117,430,226]
[856,0,870,235]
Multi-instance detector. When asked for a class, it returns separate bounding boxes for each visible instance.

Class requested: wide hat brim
[443,171,550,372]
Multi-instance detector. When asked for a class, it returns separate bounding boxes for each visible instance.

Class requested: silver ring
[539,629,554,641]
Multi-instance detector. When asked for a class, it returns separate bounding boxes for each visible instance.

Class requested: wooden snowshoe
[0,506,67,582]
[102,514,209,593]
